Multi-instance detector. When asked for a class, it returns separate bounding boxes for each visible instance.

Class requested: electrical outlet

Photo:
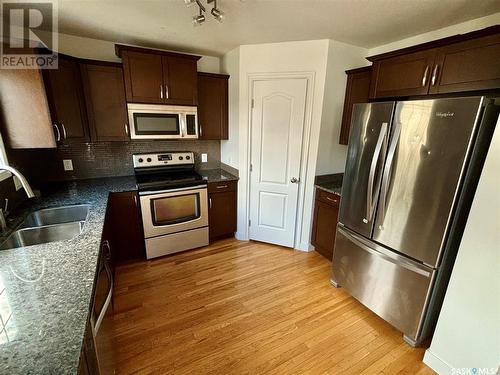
[63,159,73,171]
[201,153,208,163]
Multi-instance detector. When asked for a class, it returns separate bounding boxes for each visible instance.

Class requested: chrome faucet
[0,165,35,232]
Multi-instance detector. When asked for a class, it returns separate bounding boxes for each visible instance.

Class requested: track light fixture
[185,0,225,25]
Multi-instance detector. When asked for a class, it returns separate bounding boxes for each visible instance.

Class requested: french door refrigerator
[331,96,499,346]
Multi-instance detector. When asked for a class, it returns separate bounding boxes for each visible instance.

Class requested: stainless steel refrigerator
[331,96,499,346]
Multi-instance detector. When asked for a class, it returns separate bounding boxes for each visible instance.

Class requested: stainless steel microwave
[127,103,198,139]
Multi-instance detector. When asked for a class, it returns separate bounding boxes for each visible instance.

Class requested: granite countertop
[0,176,137,375]
[315,173,343,196]
[198,168,239,183]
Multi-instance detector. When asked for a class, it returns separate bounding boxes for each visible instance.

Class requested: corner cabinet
[368,26,500,99]
[116,45,200,105]
[339,67,371,145]
[80,62,129,141]
[208,180,237,241]
[311,188,340,261]
[198,72,229,140]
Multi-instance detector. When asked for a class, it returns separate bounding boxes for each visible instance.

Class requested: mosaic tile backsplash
[8,139,221,186]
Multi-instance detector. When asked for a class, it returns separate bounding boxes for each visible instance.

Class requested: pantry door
[249,78,308,247]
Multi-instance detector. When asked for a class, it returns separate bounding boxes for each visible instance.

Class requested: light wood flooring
[97,238,435,374]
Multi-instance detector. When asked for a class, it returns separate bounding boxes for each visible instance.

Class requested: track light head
[192,13,205,25]
[211,7,224,23]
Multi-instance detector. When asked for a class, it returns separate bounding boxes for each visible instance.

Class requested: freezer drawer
[332,225,435,341]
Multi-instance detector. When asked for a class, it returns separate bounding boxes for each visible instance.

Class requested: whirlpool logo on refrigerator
[435,111,455,118]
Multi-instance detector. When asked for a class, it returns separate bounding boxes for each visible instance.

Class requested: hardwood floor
[97,238,435,374]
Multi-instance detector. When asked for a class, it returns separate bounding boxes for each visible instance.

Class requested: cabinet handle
[165,84,169,99]
[133,194,137,206]
[160,84,164,99]
[422,65,430,87]
[53,123,61,142]
[199,124,203,138]
[124,123,129,136]
[216,185,228,189]
[326,196,338,204]
[431,64,439,86]
[60,123,67,140]
[209,197,212,209]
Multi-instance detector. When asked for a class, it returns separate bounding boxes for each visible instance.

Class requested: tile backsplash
[8,140,221,186]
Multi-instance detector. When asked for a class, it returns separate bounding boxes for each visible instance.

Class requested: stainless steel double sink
[0,204,91,250]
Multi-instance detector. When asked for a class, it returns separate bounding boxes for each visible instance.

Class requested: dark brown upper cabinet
[369,49,436,99]
[198,72,229,140]
[80,61,129,141]
[367,26,500,99]
[429,33,500,94]
[42,55,90,143]
[116,45,200,106]
[339,67,371,145]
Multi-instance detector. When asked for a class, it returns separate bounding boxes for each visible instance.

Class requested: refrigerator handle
[365,122,388,223]
[378,121,402,228]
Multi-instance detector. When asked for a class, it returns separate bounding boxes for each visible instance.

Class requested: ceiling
[57,0,500,56]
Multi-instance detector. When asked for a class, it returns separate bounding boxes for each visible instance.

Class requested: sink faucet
[0,164,35,232]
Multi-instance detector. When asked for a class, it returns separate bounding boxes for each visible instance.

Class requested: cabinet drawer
[208,180,237,193]
[317,188,340,206]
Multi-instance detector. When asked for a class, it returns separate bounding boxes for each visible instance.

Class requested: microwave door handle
[181,115,186,137]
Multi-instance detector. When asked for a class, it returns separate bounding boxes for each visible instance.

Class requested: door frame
[245,72,315,249]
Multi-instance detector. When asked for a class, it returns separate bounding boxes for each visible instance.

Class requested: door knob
[291,177,299,183]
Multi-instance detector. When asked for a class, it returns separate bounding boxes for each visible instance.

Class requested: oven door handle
[138,184,208,196]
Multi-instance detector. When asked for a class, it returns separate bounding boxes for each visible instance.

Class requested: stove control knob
[186,155,191,160]
[138,158,143,163]
[147,158,152,162]
[179,156,184,160]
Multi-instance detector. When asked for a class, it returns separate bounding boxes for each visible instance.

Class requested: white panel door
[249,78,307,247]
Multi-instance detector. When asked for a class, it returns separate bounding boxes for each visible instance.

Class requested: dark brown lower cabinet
[311,188,340,261]
[106,191,145,265]
[208,181,237,241]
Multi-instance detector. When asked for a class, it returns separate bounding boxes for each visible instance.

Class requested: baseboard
[423,349,453,375]
[295,241,314,252]
[235,231,248,241]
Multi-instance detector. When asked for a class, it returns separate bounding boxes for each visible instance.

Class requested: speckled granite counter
[315,173,343,196]
[198,168,239,183]
[0,176,137,375]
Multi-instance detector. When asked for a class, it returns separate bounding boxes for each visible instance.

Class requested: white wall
[53,32,221,73]
[423,117,500,374]
[368,13,500,56]
[234,40,330,250]
[220,47,240,169]
[315,40,369,175]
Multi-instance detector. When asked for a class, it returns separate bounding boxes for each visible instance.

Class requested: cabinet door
[339,67,371,145]
[370,49,436,99]
[429,33,500,94]
[81,63,129,141]
[163,55,198,105]
[209,190,237,241]
[107,191,145,263]
[43,56,89,142]
[198,73,229,140]
[122,51,163,104]
[311,194,339,261]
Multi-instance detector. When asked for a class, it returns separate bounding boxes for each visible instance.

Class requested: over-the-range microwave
[127,103,198,139]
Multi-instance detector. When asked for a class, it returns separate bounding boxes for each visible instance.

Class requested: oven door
[128,103,198,139]
[140,185,208,238]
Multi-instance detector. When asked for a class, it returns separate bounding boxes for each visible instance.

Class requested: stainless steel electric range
[133,151,209,259]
